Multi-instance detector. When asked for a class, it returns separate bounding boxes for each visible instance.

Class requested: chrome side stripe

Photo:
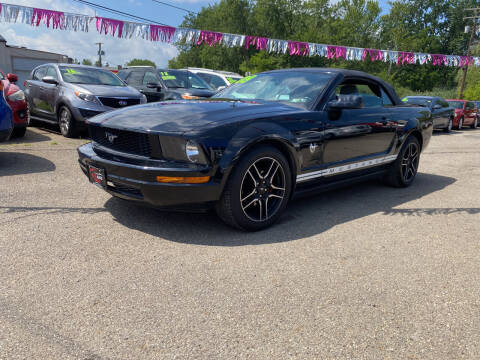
[297,155,398,183]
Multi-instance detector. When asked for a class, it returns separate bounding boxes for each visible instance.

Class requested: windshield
[447,101,465,109]
[213,71,334,107]
[59,66,125,86]
[159,70,212,90]
[402,97,432,107]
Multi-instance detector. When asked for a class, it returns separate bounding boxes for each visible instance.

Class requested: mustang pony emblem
[309,143,318,153]
[105,132,118,144]
[118,100,128,106]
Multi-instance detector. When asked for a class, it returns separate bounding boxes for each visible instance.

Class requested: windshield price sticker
[66,68,79,75]
[160,71,176,80]
[236,75,257,84]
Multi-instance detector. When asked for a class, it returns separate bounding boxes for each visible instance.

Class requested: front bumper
[77,143,222,209]
[6,100,28,127]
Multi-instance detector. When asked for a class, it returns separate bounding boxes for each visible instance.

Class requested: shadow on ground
[104,173,458,246]
[4,128,52,144]
[0,152,55,176]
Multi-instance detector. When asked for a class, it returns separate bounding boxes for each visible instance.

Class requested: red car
[446,99,478,130]
[0,70,28,137]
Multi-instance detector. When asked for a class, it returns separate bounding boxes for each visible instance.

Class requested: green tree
[81,59,92,66]
[126,59,156,67]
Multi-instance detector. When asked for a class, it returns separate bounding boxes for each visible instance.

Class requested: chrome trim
[297,155,398,183]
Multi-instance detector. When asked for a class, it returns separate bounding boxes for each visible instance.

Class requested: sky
[0,0,391,68]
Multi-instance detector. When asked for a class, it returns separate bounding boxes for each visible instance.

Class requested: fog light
[156,176,210,184]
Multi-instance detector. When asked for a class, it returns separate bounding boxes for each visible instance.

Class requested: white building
[0,34,72,88]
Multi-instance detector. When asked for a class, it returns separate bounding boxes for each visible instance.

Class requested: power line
[71,0,170,26]
[151,0,198,15]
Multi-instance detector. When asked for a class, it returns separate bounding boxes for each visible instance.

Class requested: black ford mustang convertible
[78,68,433,231]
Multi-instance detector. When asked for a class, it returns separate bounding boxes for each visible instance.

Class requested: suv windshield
[213,71,334,107]
[447,101,465,109]
[402,97,432,107]
[159,70,212,90]
[59,66,125,86]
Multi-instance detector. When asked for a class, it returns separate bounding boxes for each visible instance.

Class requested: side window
[33,67,47,81]
[143,71,158,86]
[197,73,226,89]
[380,88,393,107]
[440,100,449,108]
[117,71,128,80]
[125,70,144,86]
[336,82,383,108]
[46,66,58,80]
[466,102,474,110]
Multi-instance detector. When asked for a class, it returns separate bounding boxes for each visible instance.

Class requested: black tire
[471,117,478,129]
[384,135,421,188]
[444,117,453,133]
[216,145,292,231]
[456,117,464,130]
[58,106,78,138]
[11,127,26,138]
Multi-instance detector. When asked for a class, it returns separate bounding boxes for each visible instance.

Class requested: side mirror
[7,73,18,83]
[328,95,363,110]
[147,82,161,90]
[217,86,226,91]
[42,76,58,85]
[433,104,442,109]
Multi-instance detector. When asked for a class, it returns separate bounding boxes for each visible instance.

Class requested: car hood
[169,88,216,97]
[87,99,307,134]
[72,84,141,97]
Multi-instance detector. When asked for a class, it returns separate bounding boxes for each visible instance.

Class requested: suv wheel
[444,117,452,133]
[58,106,78,138]
[384,135,420,188]
[216,146,292,231]
[457,117,464,130]
[471,117,478,129]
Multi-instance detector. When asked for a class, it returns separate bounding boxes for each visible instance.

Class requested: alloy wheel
[458,117,463,129]
[59,109,70,134]
[240,157,286,222]
[448,119,452,131]
[401,142,419,183]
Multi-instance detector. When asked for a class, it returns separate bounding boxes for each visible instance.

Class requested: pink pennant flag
[96,17,124,37]
[196,30,223,47]
[431,54,447,66]
[288,41,309,56]
[327,46,346,59]
[362,48,383,62]
[150,25,176,42]
[397,51,415,65]
[32,8,65,29]
[245,36,268,51]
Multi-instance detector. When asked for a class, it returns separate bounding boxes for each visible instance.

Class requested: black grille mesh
[89,126,152,157]
[98,97,140,108]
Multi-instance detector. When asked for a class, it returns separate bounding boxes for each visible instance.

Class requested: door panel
[27,67,47,117]
[323,107,397,165]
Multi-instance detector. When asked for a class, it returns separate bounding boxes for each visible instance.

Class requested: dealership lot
[0,127,479,359]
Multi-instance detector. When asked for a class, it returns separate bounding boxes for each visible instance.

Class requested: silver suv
[25,63,146,137]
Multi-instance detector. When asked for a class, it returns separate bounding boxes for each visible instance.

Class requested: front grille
[98,97,140,108]
[89,126,152,157]
[108,182,143,199]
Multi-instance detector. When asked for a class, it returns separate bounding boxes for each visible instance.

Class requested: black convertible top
[265,67,402,105]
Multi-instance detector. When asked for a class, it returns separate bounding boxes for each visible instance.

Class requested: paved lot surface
[0,126,479,359]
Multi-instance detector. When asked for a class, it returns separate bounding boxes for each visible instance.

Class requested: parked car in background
[446,99,478,129]
[78,68,433,231]
[25,64,146,138]
[182,68,242,90]
[402,96,454,132]
[117,67,215,102]
[1,70,28,137]
[0,80,13,142]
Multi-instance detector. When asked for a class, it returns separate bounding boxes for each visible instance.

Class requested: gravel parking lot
[1,126,479,359]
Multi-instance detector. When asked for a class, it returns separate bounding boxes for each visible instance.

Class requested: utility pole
[459,8,479,99]
[95,42,103,67]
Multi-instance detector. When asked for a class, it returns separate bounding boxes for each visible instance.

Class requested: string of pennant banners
[1,1,479,68]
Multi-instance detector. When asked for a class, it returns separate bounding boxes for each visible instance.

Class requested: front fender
[217,121,299,192]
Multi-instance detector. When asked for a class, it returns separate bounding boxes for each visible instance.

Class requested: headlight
[74,91,97,103]
[181,93,201,100]
[185,140,203,163]
[8,90,25,101]
[140,94,147,104]
[158,136,208,164]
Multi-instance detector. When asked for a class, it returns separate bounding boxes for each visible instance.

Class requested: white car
[182,68,242,90]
